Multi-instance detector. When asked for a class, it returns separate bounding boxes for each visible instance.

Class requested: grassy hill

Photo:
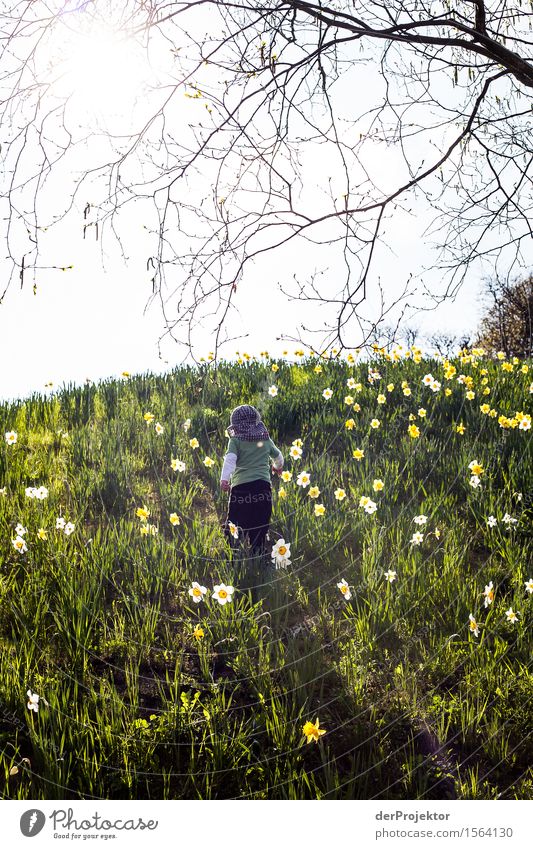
[0,349,531,799]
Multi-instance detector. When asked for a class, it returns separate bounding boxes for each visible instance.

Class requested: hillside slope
[0,349,531,799]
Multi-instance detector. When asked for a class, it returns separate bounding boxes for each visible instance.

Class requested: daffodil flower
[27,690,40,712]
[468,614,479,637]
[212,584,234,605]
[188,582,207,603]
[302,718,326,744]
[337,579,351,600]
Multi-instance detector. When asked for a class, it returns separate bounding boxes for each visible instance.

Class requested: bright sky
[0,3,518,403]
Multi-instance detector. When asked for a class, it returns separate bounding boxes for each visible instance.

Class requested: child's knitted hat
[228,405,270,441]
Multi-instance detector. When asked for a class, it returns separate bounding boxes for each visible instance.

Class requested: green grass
[0,351,531,799]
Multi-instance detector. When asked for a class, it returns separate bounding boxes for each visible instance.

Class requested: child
[220,404,283,555]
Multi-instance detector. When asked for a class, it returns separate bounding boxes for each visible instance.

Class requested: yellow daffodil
[193,625,204,640]
[373,479,384,492]
[352,448,364,460]
[408,424,420,438]
[308,486,321,499]
[302,718,326,744]
[334,488,346,500]
[189,438,199,449]
[169,513,181,526]
[136,506,150,522]
[143,412,155,424]
[314,503,326,516]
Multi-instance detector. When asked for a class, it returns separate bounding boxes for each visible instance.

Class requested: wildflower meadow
[0,346,531,800]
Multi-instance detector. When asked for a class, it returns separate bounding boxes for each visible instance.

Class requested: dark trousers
[224,479,272,555]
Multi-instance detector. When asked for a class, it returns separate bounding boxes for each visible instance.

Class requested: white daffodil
[5,431,17,445]
[15,523,27,537]
[188,582,208,603]
[171,458,186,472]
[505,607,518,623]
[487,515,497,527]
[364,500,377,514]
[56,517,66,530]
[337,579,352,600]
[26,690,40,712]
[410,531,424,545]
[64,522,75,536]
[228,522,239,539]
[483,581,495,608]
[289,445,303,460]
[322,388,333,400]
[524,578,533,595]
[384,570,397,583]
[212,584,235,605]
[12,536,27,553]
[296,471,311,488]
[271,538,291,567]
[413,515,428,525]
[468,614,479,637]
[268,386,278,397]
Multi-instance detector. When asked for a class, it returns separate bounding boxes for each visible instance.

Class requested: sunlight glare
[52,23,150,121]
